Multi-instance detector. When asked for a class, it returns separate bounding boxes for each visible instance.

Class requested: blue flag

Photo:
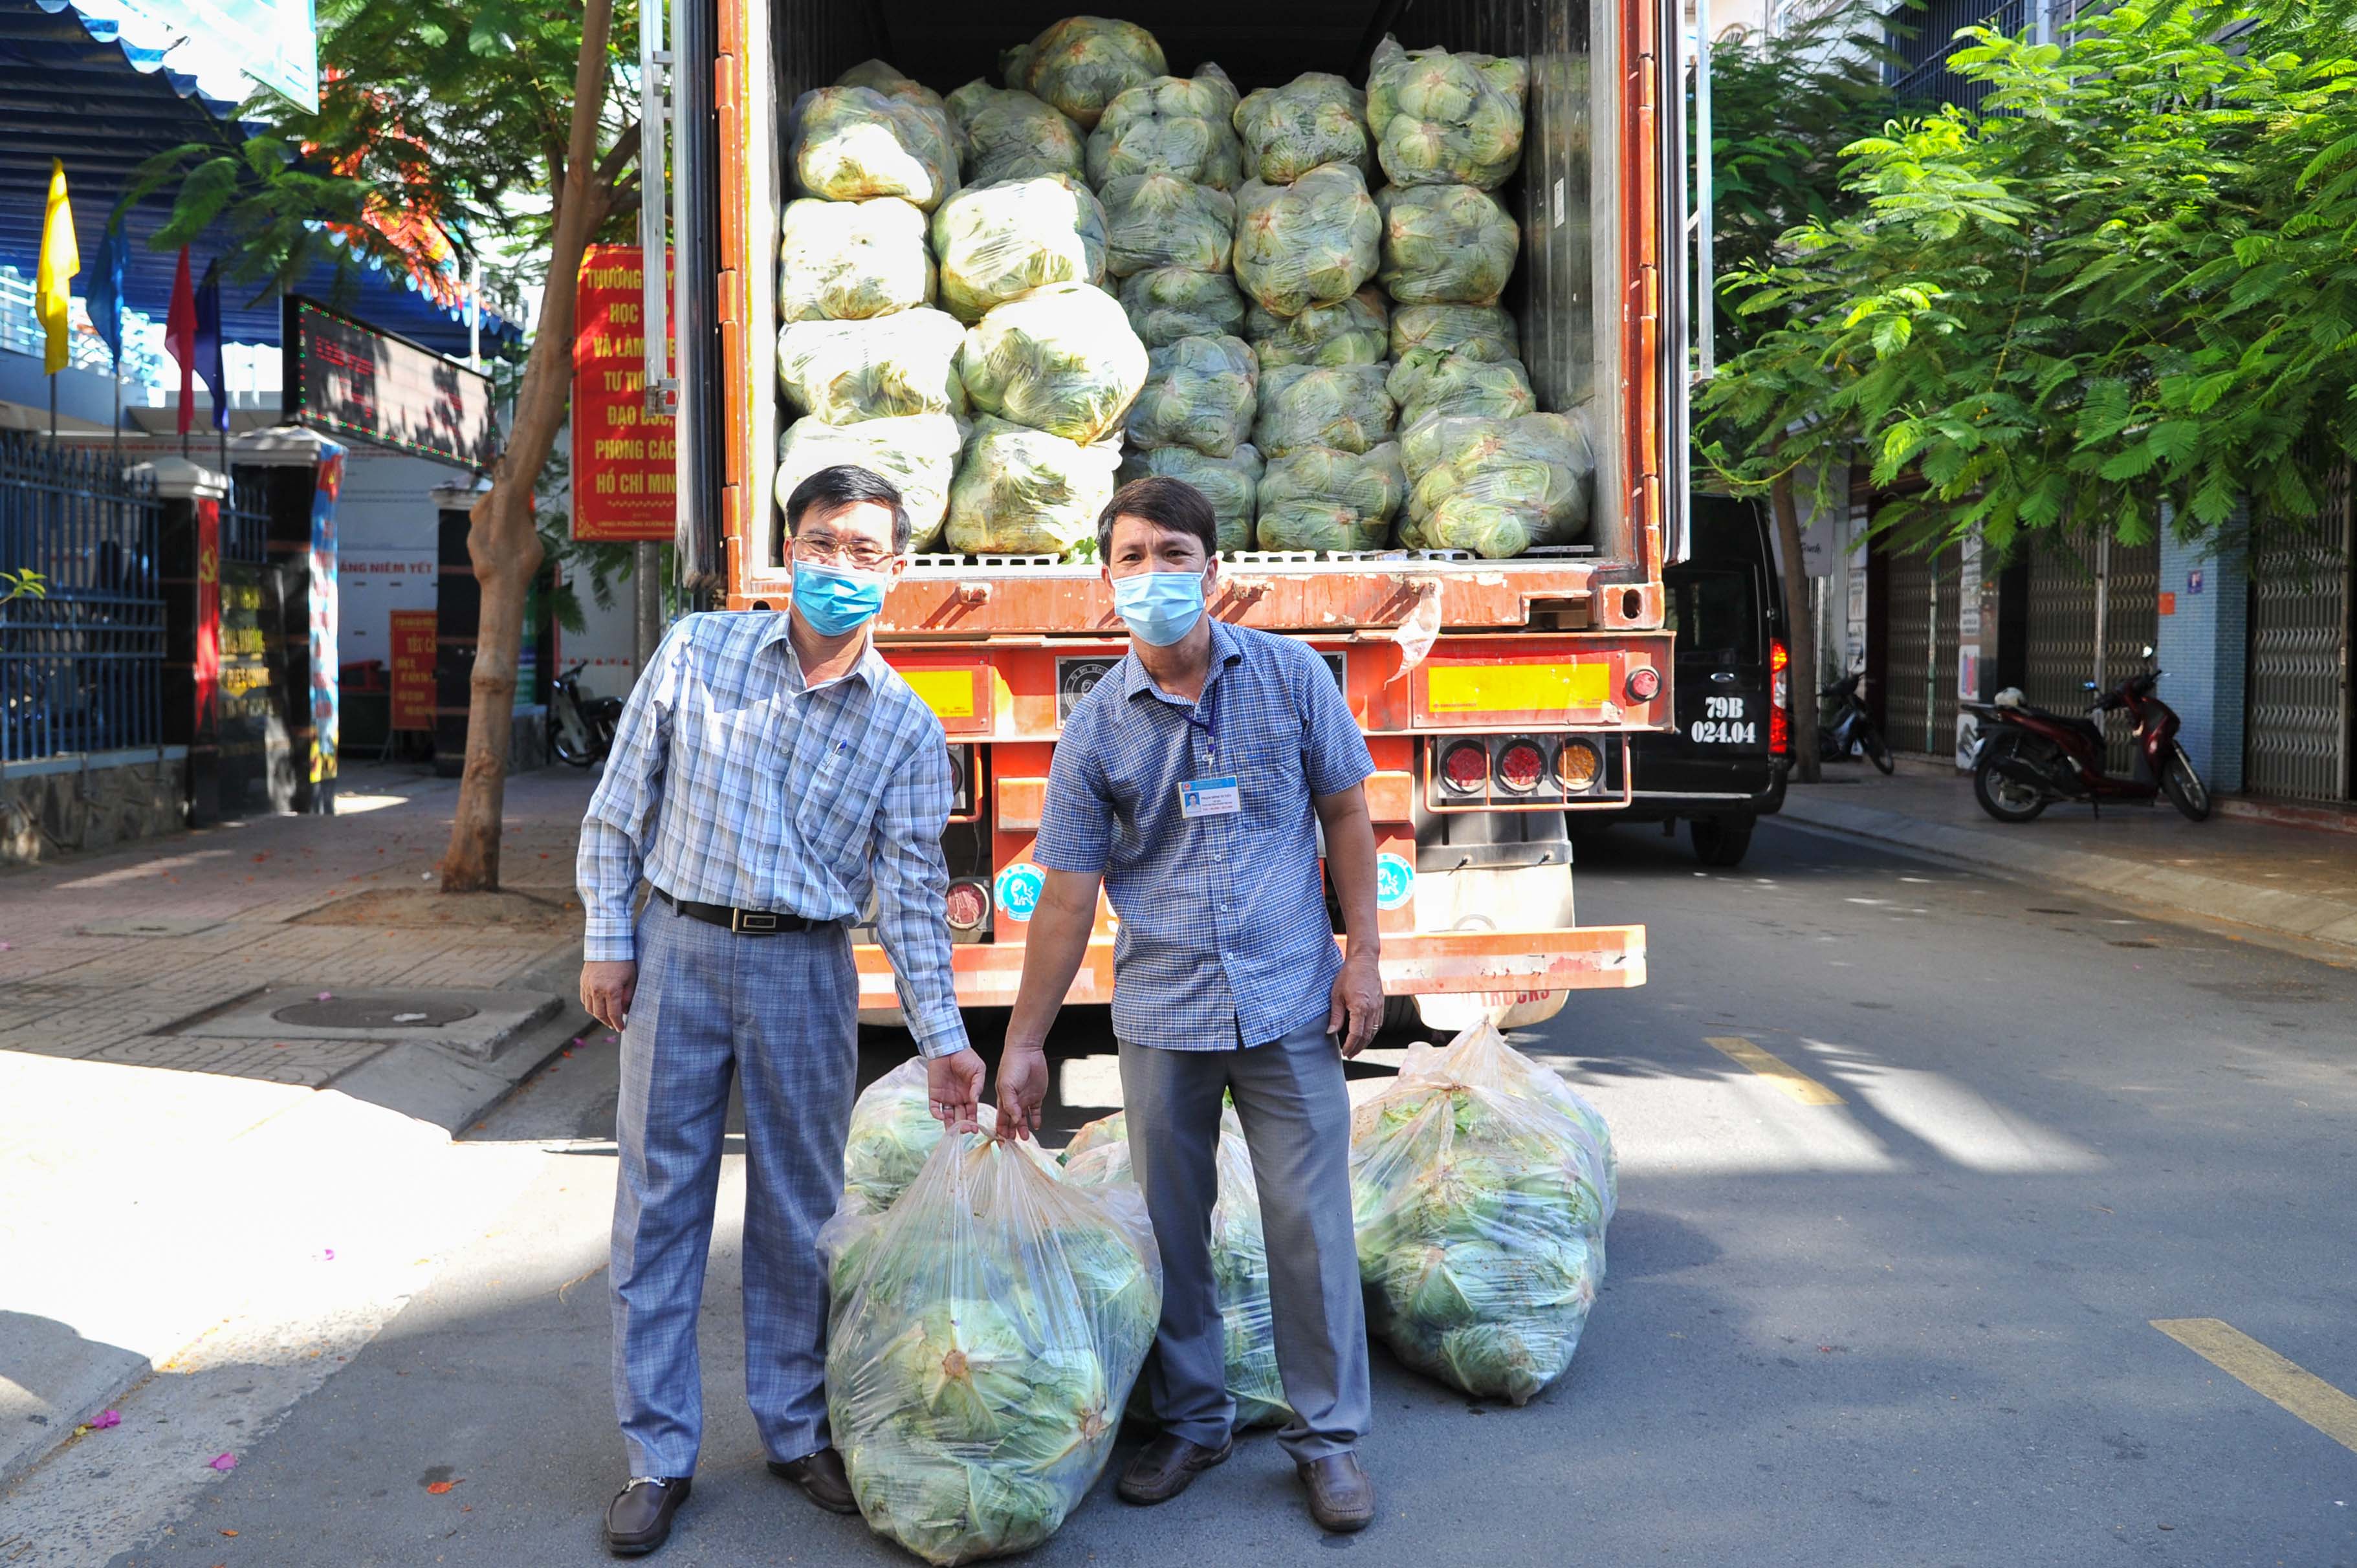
[193,260,227,433]
[88,216,125,371]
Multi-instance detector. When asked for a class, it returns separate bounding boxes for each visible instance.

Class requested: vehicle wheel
[549,712,597,767]
[1860,724,1896,775]
[2161,746,2212,822]
[1689,816,1754,867]
[1380,994,1427,1038]
[1973,748,2048,823]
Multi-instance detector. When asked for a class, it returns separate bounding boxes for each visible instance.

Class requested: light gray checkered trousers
[609,896,859,1478]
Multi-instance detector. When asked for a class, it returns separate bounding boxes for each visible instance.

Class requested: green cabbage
[778,197,936,323]
[1365,36,1528,191]
[956,281,1146,444]
[776,413,962,554]
[944,82,1086,186]
[1388,350,1535,431]
[1399,411,1593,557]
[1087,67,1242,190]
[1390,301,1518,364]
[1255,442,1405,552]
[946,415,1123,558]
[1100,173,1236,278]
[1348,1022,1614,1406]
[1124,334,1257,458]
[1247,288,1389,369]
[777,308,967,425]
[1118,443,1263,553]
[826,1135,1161,1565]
[1231,164,1380,317]
[1001,16,1168,130]
[1119,267,1248,347]
[930,175,1108,324]
[1233,72,1370,185]
[837,58,947,118]
[1255,363,1395,458]
[1377,182,1520,307]
[791,85,959,210]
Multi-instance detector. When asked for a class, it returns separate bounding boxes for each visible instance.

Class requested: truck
[649,0,1691,1030]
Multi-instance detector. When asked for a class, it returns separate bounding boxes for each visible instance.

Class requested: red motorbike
[1965,649,2212,823]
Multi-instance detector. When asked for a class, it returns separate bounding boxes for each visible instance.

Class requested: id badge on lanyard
[1177,678,1240,819]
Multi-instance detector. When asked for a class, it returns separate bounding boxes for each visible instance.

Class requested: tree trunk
[1771,470,1823,784]
[440,0,619,892]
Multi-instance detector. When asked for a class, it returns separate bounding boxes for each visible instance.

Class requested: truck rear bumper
[853,925,1647,1009]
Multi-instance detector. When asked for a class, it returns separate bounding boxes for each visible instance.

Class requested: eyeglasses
[791,533,895,571]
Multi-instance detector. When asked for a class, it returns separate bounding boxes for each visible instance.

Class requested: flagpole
[49,375,56,441]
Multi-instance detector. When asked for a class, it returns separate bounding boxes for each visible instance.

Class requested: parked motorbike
[1964,648,2211,823]
[548,663,624,767]
[1817,671,1894,774]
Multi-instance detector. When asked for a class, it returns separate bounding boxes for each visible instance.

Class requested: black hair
[784,464,913,554]
[1096,475,1218,565]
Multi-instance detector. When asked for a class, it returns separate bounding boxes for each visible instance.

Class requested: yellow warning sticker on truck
[1425,661,1611,715]
[901,668,978,721]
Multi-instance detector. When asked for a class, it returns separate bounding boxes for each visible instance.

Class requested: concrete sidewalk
[0,764,601,1490]
[1779,759,2357,952]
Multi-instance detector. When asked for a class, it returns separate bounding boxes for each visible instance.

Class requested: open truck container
[658,0,1688,1027]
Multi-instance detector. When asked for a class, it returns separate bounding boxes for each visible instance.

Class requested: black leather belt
[655,887,832,935]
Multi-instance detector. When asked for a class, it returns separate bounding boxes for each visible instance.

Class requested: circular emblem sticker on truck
[1376,853,1415,910]
[994,862,1047,922]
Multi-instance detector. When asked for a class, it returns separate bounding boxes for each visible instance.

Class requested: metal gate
[2024,536,2159,776]
[1881,541,1962,756]
[2246,468,2354,801]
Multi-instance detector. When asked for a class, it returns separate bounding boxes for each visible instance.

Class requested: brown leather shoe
[1298,1452,1375,1533]
[604,1475,691,1556]
[1115,1432,1233,1505]
[767,1446,857,1514]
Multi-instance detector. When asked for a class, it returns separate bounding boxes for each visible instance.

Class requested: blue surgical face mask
[1112,569,1207,647]
[793,561,887,638]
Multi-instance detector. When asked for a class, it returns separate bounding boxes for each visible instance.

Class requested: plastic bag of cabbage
[1001,16,1167,130]
[778,414,962,554]
[1120,267,1247,347]
[1233,72,1370,185]
[1119,444,1262,553]
[1377,184,1518,307]
[1231,165,1379,317]
[1255,363,1394,458]
[791,85,959,209]
[1060,1109,1289,1428]
[1125,335,1256,459]
[1391,301,1517,364]
[778,309,967,426]
[1249,289,1388,369]
[947,416,1124,559]
[837,1059,1063,1223]
[778,197,936,323]
[958,282,1146,446]
[1348,1021,1615,1406]
[1101,174,1236,278]
[1087,67,1242,190]
[1388,350,1535,431]
[823,1133,1162,1566]
[838,58,947,116]
[1400,411,1593,558]
[931,175,1108,324]
[1256,442,1405,553]
[1365,37,1528,191]
[945,82,1086,186]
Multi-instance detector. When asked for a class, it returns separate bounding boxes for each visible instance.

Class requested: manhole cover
[270,997,480,1030]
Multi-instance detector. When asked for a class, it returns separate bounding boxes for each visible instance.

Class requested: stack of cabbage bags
[1060,1109,1289,1428]
[1349,1021,1616,1406]
[824,1132,1162,1565]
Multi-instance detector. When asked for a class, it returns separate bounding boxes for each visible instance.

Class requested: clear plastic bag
[1390,301,1519,364]
[1118,442,1262,553]
[930,175,1108,324]
[1348,1021,1615,1406]
[1365,36,1528,191]
[838,58,948,118]
[778,197,936,323]
[1231,164,1380,317]
[1119,266,1248,347]
[776,413,963,556]
[1255,441,1405,552]
[1087,66,1242,190]
[777,308,968,425]
[1377,182,1520,307]
[791,85,960,210]
[1399,411,1594,558]
[1233,72,1370,186]
[1124,334,1258,459]
[945,82,1086,187]
[1247,288,1389,369]
[1000,16,1168,130]
[957,281,1147,446]
[1255,362,1396,459]
[1060,1109,1289,1428]
[1100,173,1236,278]
[824,1133,1162,1565]
[1388,349,1535,431]
[946,415,1124,558]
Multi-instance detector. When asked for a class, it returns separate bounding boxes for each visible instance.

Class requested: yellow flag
[36,159,79,376]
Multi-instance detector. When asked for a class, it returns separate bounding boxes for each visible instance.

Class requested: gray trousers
[1119,1021,1371,1463]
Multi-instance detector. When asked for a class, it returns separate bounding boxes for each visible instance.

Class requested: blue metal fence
[0,431,164,761]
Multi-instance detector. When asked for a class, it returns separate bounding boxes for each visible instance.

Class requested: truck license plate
[1691,693,1753,744]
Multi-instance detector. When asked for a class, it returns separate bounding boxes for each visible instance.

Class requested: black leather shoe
[1297,1452,1375,1533]
[767,1446,858,1514]
[604,1475,691,1556]
[1115,1432,1232,1505]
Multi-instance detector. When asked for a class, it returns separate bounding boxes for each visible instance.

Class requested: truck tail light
[1440,739,1489,796]
[1625,664,1661,702]
[1555,739,1602,791]
[1770,639,1791,756]
[1495,737,1546,794]
[945,880,990,932]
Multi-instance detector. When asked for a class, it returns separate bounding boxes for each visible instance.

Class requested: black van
[1593,493,1790,866]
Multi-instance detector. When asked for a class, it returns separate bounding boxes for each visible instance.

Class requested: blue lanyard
[1184,677,1220,766]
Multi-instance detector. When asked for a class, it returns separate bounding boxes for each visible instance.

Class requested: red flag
[164,246,197,436]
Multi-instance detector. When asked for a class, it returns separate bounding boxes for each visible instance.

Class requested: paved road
[26,820,2357,1567]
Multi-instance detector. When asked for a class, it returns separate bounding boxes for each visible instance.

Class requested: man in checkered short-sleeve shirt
[995,477,1387,1535]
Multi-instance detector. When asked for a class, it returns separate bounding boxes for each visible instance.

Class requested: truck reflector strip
[1425,660,1612,716]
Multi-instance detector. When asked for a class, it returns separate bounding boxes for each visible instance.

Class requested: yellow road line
[1703,1036,1845,1105]
[2151,1318,2357,1454]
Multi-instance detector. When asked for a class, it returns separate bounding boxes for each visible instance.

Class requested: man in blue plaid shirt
[995,477,1387,1535]
[576,466,984,1555]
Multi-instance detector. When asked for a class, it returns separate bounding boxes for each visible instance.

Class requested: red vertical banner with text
[195,497,221,736]
[572,244,678,542]
[389,609,438,730]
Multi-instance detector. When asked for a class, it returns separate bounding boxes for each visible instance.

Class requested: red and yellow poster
[571,244,677,541]
[389,609,437,730]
